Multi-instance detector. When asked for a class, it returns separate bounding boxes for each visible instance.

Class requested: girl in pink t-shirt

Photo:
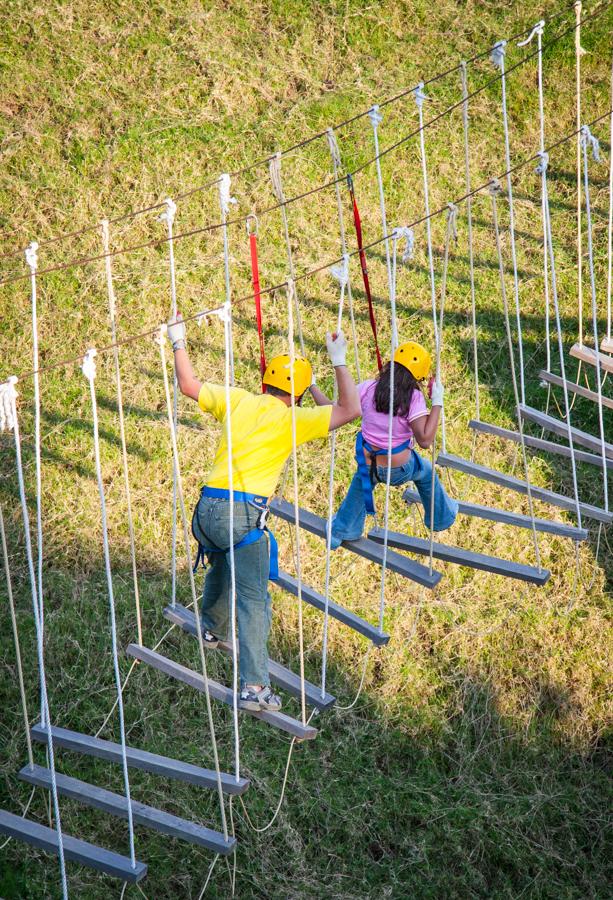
[327,341,458,547]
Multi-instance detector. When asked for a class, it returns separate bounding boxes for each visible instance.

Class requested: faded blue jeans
[331,448,458,548]
[194,495,271,688]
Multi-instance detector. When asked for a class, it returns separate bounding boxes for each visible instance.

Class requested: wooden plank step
[368,528,550,585]
[31,724,249,796]
[601,336,613,354]
[436,453,612,525]
[538,370,613,412]
[519,405,613,460]
[275,569,390,646]
[0,807,147,882]
[269,498,442,589]
[19,765,235,856]
[570,343,613,374]
[126,644,318,741]
[403,488,589,541]
[163,604,335,711]
[469,419,613,470]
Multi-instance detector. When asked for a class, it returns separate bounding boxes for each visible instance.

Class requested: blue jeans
[194,495,271,688]
[331,448,458,548]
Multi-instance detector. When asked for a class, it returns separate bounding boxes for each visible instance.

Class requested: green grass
[0,0,612,897]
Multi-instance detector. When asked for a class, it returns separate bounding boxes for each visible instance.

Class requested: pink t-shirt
[359,379,427,449]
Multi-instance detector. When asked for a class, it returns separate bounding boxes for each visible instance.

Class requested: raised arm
[325,332,361,431]
[167,315,201,401]
[410,379,444,449]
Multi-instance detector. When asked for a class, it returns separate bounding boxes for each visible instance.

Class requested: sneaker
[239,686,282,712]
[202,630,219,648]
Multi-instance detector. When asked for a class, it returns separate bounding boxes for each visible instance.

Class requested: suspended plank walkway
[126,644,318,740]
[469,419,613,470]
[570,343,613,375]
[163,603,335,710]
[519,405,613,460]
[436,453,612,525]
[0,808,147,882]
[31,723,249,795]
[403,488,589,541]
[538,370,613,412]
[275,569,390,646]
[269,498,442,589]
[368,528,550,584]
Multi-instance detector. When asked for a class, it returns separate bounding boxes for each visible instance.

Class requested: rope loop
[329,253,350,288]
[218,173,238,217]
[269,152,285,204]
[81,348,98,381]
[326,126,342,168]
[159,197,177,225]
[446,202,459,241]
[392,226,415,263]
[517,20,545,46]
[245,213,258,236]
[412,82,427,110]
[0,377,18,432]
[25,240,38,272]
[368,104,383,128]
[580,124,601,161]
[488,177,503,197]
[536,150,549,174]
[490,40,507,69]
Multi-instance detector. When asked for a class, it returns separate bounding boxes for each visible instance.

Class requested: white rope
[157,326,229,837]
[459,62,480,422]
[326,128,360,379]
[160,199,180,609]
[490,40,526,405]
[25,239,45,724]
[285,279,307,725]
[537,153,583,528]
[368,105,397,349]
[82,349,137,870]
[218,175,237,386]
[575,2,586,346]
[606,53,613,345]
[269,154,306,356]
[413,84,440,360]
[7,378,68,900]
[489,181,542,571]
[580,126,609,513]
[219,301,241,781]
[101,220,143,646]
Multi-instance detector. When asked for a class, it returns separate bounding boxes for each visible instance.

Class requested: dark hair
[264,384,305,403]
[373,361,420,417]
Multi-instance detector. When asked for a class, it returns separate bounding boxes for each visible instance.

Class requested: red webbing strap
[249,230,267,380]
[347,174,383,371]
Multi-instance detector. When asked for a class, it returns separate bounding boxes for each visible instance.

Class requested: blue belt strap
[355,431,412,516]
[194,486,278,581]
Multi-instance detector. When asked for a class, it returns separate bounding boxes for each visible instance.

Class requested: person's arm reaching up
[326,331,361,431]
[410,378,443,449]
[167,314,201,401]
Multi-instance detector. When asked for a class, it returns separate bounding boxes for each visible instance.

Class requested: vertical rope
[368,106,397,349]
[491,41,526,405]
[218,175,237,385]
[580,127,609,513]
[100,220,143,646]
[605,53,613,346]
[414,84,439,353]
[160,199,179,609]
[489,181,541,570]
[8,379,68,900]
[157,327,229,837]
[575,2,584,346]
[459,62,480,422]
[285,280,307,725]
[326,128,361,379]
[269,155,306,357]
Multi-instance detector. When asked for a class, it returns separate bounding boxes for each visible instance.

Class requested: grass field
[0,0,612,897]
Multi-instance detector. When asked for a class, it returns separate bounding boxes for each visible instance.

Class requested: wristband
[172,339,187,351]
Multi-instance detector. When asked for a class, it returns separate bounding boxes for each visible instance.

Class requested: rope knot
[0,377,18,433]
[488,178,503,197]
[25,241,38,272]
[329,253,350,288]
[368,105,383,128]
[159,198,177,225]
[412,83,427,110]
[81,348,98,382]
[517,20,545,46]
[446,203,458,242]
[269,152,285,204]
[580,125,600,161]
[218,173,237,217]
[490,40,507,69]
[535,151,549,175]
[326,127,342,168]
[392,226,415,263]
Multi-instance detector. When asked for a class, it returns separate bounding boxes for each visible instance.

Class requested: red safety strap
[347,174,383,371]
[248,224,267,381]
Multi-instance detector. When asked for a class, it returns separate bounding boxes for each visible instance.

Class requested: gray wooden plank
[519,404,613,460]
[269,498,442,589]
[403,488,589,541]
[468,418,613,470]
[601,336,613,354]
[275,570,390,646]
[570,342,613,374]
[368,528,550,585]
[436,453,613,525]
[538,370,613,412]
[31,724,249,796]
[0,807,147,882]
[126,644,318,741]
[163,604,335,711]
[19,765,235,856]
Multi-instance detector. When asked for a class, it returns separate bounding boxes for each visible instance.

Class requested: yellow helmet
[393,341,432,380]
[263,354,312,397]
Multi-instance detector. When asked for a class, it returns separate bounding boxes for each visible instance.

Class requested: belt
[355,431,412,516]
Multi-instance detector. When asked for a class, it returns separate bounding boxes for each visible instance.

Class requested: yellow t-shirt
[198,383,333,497]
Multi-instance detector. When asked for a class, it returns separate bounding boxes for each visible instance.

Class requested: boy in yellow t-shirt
[167,315,360,713]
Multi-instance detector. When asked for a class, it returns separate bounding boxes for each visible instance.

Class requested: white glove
[430,380,444,407]
[326,330,347,367]
[167,314,186,350]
